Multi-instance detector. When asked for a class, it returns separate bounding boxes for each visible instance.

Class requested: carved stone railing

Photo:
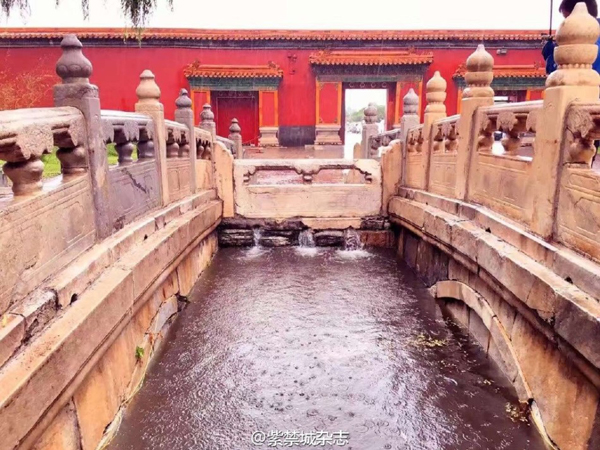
[404,125,425,189]
[195,127,212,160]
[556,101,600,262]
[216,135,235,155]
[194,126,214,191]
[0,107,95,320]
[233,159,382,218]
[164,120,190,159]
[476,101,541,159]
[0,107,86,196]
[467,102,541,224]
[100,110,161,229]
[428,115,460,197]
[101,110,155,165]
[163,120,192,202]
[368,128,402,159]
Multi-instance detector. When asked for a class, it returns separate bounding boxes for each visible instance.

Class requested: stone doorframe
[310,56,431,146]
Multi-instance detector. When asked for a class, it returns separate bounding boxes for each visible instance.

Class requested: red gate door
[212,91,259,146]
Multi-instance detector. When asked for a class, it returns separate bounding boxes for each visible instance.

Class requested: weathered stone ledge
[389,195,600,377]
[389,194,600,450]
[0,194,222,450]
[0,189,217,372]
[396,187,600,304]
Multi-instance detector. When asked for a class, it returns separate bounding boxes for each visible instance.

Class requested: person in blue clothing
[542,0,600,75]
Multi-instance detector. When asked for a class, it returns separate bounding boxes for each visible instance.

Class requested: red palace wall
[0,39,546,136]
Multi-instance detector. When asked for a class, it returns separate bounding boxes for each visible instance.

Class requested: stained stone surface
[110,248,545,450]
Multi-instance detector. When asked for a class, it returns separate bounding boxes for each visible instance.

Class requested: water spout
[297,229,318,256]
[343,228,363,251]
[298,229,315,247]
[253,228,262,247]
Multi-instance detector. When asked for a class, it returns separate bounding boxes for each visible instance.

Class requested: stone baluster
[174,88,197,192]
[455,44,494,200]
[115,133,135,166]
[135,70,169,205]
[1,157,45,196]
[166,132,180,158]
[199,104,216,141]
[422,71,447,190]
[137,128,155,160]
[529,3,600,238]
[400,89,420,142]
[361,102,379,158]
[54,34,112,238]
[179,137,190,158]
[229,118,243,159]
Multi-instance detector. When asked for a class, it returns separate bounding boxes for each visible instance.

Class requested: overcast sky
[1,0,564,30]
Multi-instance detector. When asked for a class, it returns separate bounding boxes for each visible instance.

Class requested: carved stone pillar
[455,44,495,200]
[528,3,600,238]
[399,89,420,142]
[175,88,198,192]
[399,88,422,186]
[229,118,243,159]
[361,103,379,158]
[135,70,169,205]
[421,71,448,190]
[53,34,111,238]
[199,104,216,141]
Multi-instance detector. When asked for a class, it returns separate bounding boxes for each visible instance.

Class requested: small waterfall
[252,228,262,247]
[298,229,315,247]
[343,228,363,251]
[296,229,318,256]
[242,228,266,259]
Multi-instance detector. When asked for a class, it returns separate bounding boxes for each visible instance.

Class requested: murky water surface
[110,248,545,450]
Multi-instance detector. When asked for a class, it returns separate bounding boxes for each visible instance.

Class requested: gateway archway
[310,50,431,146]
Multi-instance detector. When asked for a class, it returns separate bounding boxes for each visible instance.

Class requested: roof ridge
[0,27,549,42]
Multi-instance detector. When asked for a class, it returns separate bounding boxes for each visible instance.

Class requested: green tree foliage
[1,0,173,27]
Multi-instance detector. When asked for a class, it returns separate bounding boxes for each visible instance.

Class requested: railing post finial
[547,2,600,87]
[200,103,215,124]
[200,103,216,140]
[175,88,192,110]
[464,44,494,98]
[364,102,378,124]
[55,34,93,84]
[136,70,161,104]
[229,118,243,159]
[403,88,419,116]
[425,71,447,114]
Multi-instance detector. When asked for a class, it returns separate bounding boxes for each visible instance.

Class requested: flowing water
[110,248,545,450]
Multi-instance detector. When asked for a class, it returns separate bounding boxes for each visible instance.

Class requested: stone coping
[388,193,600,391]
[396,187,600,302]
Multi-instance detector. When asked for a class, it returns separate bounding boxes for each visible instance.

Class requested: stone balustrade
[384,5,600,449]
[216,135,236,155]
[0,32,236,353]
[0,107,86,195]
[368,128,402,160]
[234,159,381,219]
[101,110,155,164]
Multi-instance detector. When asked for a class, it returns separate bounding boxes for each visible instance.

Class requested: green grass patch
[30,143,136,179]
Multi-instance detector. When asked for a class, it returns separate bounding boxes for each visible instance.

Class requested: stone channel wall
[385,6,600,449]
